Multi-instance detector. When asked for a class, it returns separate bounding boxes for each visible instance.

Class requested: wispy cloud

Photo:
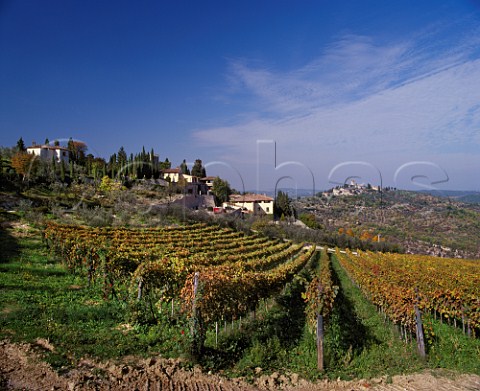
[194,25,480,189]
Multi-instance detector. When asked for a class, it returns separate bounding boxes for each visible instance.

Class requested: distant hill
[247,188,319,199]
[251,188,480,203]
[292,188,480,259]
[418,190,480,204]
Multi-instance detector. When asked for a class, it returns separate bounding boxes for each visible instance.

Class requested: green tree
[274,191,294,219]
[51,155,57,181]
[150,148,160,178]
[211,176,232,206]
[160,158,171,170]
[92,158,106,181]
[180,159,190,175]
[299,213,319,229]
[117,146,128,176]
[191,159,206,177]
[128,153,135,176]
[60,160,66,182]
[107,153,117,178]
[85,153,94,176]
[16,137,26,152]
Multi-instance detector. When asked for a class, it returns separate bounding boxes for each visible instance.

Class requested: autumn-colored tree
[360,231,374,241]
[99,175,123,192]
[11,152,37,180]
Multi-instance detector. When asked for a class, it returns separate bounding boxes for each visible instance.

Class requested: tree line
[0,137,210,187]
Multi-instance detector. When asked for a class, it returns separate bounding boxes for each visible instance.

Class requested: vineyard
[1,220,472,379]
[43,222,318,354]
[335,249,480,342]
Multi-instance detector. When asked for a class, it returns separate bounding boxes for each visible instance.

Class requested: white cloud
[193,32,480,190]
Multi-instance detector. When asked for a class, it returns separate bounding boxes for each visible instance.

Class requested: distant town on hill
[259,187,480,203]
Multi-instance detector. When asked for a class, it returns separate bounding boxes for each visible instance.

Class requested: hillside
[419,190,480,204]
[294,189,480,258]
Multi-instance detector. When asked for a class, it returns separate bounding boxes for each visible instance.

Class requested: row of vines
[303,249,338,370]
[304,249,338,329]
[336,249,480,339]
[43,222,318,354]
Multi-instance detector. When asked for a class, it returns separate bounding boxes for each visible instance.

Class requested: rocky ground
[1,340,480,391]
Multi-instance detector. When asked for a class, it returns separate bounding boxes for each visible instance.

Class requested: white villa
[26,144,70,163]
[162,168,182,182]
[162,168,203,184]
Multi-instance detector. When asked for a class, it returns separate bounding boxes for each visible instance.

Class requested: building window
[266,207,270,212]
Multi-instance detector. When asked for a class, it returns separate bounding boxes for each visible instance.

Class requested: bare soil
[1,340,480,391]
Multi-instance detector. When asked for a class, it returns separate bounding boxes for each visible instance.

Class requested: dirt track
[1,340,480,391]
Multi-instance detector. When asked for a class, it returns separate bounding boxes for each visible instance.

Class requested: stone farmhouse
[223,193,274,215]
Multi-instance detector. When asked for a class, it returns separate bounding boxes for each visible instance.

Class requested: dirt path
[1,340,479,391]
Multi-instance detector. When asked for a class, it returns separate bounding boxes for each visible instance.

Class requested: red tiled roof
[163,168,181,174]
[229,194,273,202]
[27,145,69,151]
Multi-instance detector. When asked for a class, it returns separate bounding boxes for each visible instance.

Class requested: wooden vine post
[414,288,426,358]
[317,313,324,371]
[191,272,205,358]
[137,279,143,300]
[316,281,324,372]
[100,250,109,300]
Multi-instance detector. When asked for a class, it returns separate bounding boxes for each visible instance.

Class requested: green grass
[328,255,480,377]
[325,255,424,379]
[423,316,480,374]
[0,225,190,368]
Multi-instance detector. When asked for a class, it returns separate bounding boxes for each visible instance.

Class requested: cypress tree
[51,155,56,179]
[16,137,26,152]
[60,160,65,182]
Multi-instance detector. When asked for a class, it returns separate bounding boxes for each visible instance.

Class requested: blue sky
[1,1,480,192]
